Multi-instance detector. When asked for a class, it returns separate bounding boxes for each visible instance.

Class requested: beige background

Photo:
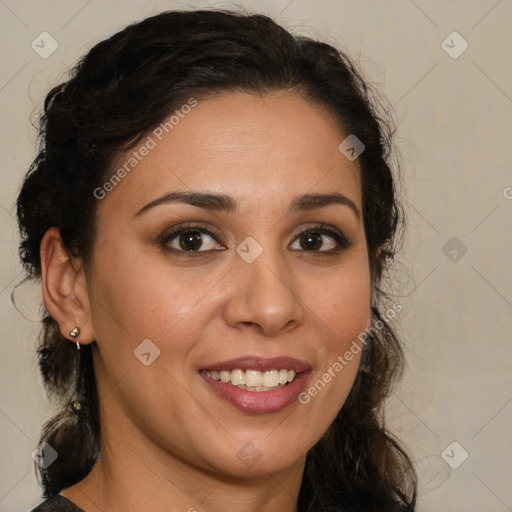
[1,1,511,511]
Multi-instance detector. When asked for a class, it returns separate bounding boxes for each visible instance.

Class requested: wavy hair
[16,9,416,511]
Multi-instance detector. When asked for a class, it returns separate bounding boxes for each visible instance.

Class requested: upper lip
[200,356,311,373]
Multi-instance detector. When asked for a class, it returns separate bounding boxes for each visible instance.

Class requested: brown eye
[160,225,223,254]
[178,230,203,251]
[299,231,324,251]
[291,226,351,253]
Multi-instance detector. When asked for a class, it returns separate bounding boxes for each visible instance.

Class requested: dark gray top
[30,495,85,512]
[29,492,412,511]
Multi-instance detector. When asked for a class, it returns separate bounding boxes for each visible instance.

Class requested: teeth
[245,369,262,387]
[204,368,299,390]
[231,369,244,386]
[262,370,279,387]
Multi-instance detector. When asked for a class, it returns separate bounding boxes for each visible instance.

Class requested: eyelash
[159,222,353,257]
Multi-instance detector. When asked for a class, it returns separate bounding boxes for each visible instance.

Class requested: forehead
[98,91,362,217]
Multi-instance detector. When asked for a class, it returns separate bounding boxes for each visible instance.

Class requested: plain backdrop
[1,1,511,511]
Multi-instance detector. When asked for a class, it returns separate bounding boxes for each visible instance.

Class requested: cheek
[308,258,371,348]
[87,242,226,385]
[315,283,369,384]
[89,238,193,337]
[299,256,371,411]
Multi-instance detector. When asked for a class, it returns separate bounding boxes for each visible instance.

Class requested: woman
[17,8,416,512]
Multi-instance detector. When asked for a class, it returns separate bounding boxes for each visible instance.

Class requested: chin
[201,436,310,479]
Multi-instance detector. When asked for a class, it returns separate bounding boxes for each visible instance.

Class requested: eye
[290,225,352,253]
[160,223,224,255]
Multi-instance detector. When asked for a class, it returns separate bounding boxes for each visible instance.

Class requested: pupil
[180,231,202,251]
[302,231,321,250]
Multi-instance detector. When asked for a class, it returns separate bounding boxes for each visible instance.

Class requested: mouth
[199,356,311,413]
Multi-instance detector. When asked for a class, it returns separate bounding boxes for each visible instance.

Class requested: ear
[40,227,95,345]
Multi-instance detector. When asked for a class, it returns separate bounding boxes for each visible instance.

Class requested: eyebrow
[135,191,361,219]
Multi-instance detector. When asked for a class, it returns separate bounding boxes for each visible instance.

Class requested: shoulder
[29,494,86,512]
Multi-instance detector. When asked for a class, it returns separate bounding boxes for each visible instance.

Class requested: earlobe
[365,314,372,332]
[40,227,95,344]
[366,291,375,331]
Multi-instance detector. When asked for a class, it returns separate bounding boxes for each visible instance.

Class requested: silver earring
[69,327,85,414]
[70,326,80,339]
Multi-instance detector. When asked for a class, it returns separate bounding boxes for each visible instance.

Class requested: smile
[199,356,311,414]
[201,368,297,392]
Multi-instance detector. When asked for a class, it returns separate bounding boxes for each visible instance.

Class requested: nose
[222,246,305,337]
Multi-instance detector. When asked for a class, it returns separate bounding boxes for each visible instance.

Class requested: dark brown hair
[16,9,416,511]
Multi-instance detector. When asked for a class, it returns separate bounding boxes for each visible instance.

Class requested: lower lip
[200,372,310,414]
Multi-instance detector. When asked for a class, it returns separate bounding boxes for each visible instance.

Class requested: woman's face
[86,90,371,478]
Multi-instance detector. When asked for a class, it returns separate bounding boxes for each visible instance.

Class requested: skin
[41,90,372,512]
